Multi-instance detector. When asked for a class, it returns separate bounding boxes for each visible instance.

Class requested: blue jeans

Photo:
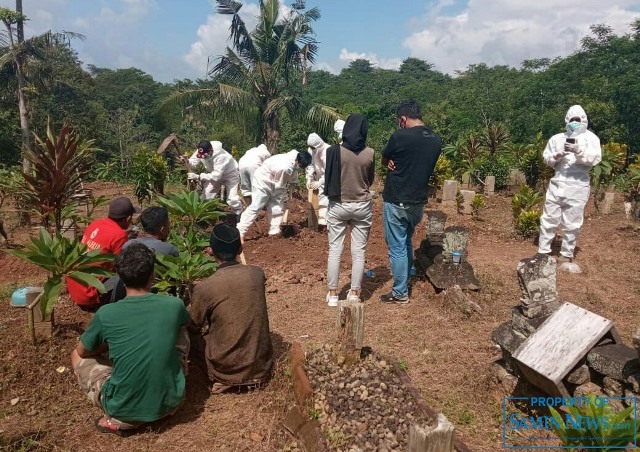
[383,202,424,298]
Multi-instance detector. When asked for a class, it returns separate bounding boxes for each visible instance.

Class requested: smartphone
[566,138,576,144]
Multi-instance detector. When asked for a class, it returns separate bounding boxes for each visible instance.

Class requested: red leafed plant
[18,120,99,232]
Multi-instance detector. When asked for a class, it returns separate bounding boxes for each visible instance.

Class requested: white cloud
[182,2,264,76]
[404,0,640,74]
[338,48,402,70]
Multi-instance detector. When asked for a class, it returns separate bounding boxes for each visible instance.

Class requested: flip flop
[94,416,135,437]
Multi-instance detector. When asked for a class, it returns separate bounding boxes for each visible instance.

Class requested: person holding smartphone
[537,105,602,264]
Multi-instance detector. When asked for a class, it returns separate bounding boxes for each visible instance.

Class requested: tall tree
[0,7,31,173]
[160,0,338,152]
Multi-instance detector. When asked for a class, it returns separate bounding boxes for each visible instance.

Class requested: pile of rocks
[304,345,432,451]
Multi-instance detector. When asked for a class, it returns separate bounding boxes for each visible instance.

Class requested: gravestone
[514,302,620,397]
[508,169,527,187]
[461,172,471,189]
[601,192,615,215]
[460,190,475,215]
[516,254,559,319]
[484,175,495,194]
[442,180,458,206]
[420,226,480,291]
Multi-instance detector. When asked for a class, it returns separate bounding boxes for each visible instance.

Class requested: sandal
[94,416,136,437]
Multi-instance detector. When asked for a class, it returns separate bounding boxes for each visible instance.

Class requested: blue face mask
[567,121,582,132]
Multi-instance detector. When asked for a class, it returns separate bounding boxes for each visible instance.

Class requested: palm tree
[160,0,338,153]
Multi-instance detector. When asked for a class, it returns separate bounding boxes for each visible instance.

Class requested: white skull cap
[334,119,345,134]
[307,133,323,148]
[257,143,268,152]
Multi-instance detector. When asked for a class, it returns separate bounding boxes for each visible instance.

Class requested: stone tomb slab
[513,302,618,397]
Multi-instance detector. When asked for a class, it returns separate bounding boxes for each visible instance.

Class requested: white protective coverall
[238,144,271,197]
[188,141,242,215]
[537,105,602,259]
[236,150,299,237]
[306,133,329,225]
[334,120,345,140]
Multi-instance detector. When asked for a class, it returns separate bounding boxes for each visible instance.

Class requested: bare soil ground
[1,182,639,451]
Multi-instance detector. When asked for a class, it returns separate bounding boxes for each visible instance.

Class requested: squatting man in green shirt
[70,242,191,436]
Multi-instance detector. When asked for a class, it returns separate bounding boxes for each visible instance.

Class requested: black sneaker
[379,293,409,304]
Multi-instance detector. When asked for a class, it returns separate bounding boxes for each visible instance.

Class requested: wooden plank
[336,301,365,363]
[514,302,613,385]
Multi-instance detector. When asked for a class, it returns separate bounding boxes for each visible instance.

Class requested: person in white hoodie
[238,144,271,200]
[537,105,602,263]
[236,150,312,238]
[306,133,329,226]
[187,140,242,216]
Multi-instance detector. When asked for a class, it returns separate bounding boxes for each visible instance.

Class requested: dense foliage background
[1,17,640,177]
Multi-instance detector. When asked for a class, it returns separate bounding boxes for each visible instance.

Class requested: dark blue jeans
[383,202,424,299]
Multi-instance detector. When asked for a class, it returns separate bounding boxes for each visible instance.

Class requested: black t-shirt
[381,125,442,204]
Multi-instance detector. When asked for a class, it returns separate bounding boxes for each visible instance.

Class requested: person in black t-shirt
[380,100,442,304]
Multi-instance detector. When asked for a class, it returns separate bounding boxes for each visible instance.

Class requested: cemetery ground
[0,182,639,451]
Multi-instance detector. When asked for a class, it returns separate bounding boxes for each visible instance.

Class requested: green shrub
[477,156,512,190]
[512,185,544,237]
[549,393,639,450]
[471,194,485,220]
[514,210,542,237]
[433,155,453,190]
[131,146,168,206]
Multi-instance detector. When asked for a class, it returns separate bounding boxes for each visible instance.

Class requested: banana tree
[7,229,114,339]
[157,190,226,229]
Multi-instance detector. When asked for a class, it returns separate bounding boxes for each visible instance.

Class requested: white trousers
[236,184,287,236]
[202,172,242,215]
[239,164,258,198]
[537,180,590,258]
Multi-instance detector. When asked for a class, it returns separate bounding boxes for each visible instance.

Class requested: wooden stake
[407,414,455,452]
[336,301,365,363]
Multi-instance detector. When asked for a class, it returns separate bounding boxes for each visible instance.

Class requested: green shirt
[81,293,190,422]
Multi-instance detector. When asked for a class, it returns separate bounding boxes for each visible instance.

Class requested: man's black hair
[197,140,213,152]
[139,206,169,235]
[296,150,312,168]
[397,100,422,120]
[114,243,155,289]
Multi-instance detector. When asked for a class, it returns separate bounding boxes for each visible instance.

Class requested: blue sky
[2,0,640,83]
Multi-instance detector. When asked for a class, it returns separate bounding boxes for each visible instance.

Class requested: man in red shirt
[66,197,139,311]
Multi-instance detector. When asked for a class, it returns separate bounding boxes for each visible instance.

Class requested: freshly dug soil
[305,345,432,451]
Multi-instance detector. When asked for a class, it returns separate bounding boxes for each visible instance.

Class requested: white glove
[564,142,578,153]
[552,152,566,161]
[309,181,321,190]
[187,172,199,180]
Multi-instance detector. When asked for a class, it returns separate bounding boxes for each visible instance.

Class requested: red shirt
[66,217,127,308]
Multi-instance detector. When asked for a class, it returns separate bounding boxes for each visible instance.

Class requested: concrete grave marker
[513,302,619,397]
[442,180,458,206]
[459,190,475,215]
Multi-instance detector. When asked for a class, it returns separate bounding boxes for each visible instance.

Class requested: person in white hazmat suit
[306,133,329,226]
[537,105,602,262]
[236,150,312,238]
[238,144,271,199]
[334,119,345,141]
[187,140,242,215]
